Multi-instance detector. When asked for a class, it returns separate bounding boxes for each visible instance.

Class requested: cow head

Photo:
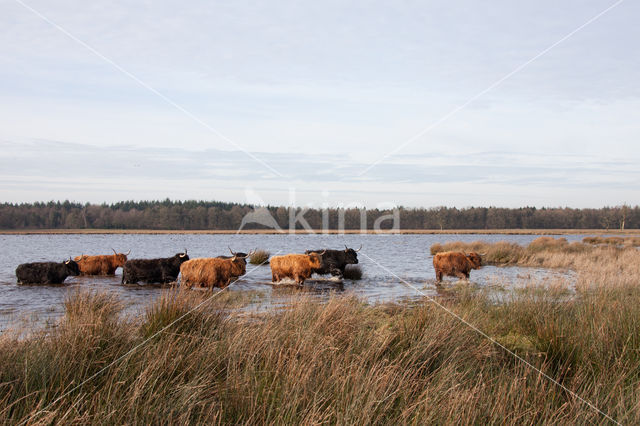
[112,248,130,267]
[228,247,250,260]
[466,252,483,269]
[64,258,80,276]
[176,249,190,264]
[308,250,326,268]
[229,248,253,275]
[344,244,362,264]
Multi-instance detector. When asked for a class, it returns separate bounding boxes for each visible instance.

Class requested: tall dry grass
[431,236,595,266]
[249,249,271,265]
[583,235,640,247]
[2,245,640,423]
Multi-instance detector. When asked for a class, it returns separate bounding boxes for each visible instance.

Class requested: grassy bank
[431,237,640,291]
[2,241,640,423]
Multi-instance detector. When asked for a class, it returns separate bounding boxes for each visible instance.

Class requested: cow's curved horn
[228,246,236,256]
[112,248,117,255]
[345,245,348,250]
[184,248,188,255]
[318,250,327,255]
[355,244,362,252]
[478,252,487,256]
[126,249,131,256]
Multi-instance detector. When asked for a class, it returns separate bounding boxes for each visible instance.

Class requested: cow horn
[345,245,348,250]
[126,249,131,255]
[479,252,487,256]
[318,250,327,255]
[228,246,236,256]
[355,244,362,252]
[112,248,117,255]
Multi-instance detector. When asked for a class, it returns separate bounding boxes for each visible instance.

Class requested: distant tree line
[0,200,637,230]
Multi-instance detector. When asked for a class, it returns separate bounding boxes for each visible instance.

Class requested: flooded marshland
[0,233,582,330]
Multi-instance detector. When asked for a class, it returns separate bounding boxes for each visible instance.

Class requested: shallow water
[0,233,583,330]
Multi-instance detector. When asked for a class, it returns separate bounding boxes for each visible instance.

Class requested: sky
[0,0,638,208]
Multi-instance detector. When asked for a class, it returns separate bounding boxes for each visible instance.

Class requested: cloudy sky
[0,0,638,208]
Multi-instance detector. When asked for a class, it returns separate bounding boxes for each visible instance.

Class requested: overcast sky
[1,0,638,208]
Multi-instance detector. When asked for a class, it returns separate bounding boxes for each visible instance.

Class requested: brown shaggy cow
[74,249,130,275]
[270,252,324,285]
[433,251,483,282]
[180,251,250,289]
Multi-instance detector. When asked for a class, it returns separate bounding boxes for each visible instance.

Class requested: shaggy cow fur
[433,251,483,282]
[122,252,189,284]
[270,253,323,285]
[74,249,129,275]
[180,256,247,289]
[304,246,360,278]
[16,259,80,284]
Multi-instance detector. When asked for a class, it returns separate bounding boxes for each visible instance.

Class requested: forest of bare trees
[0,200,637,230]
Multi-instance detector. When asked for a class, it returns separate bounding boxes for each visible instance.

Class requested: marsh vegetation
[1,238,639,423]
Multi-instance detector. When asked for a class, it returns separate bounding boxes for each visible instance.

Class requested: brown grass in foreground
[1,242,640,423]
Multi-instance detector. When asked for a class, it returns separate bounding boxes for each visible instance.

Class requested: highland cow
[433,251,483,282]
[122,251,189,284]
[74,249,130,275]
[180,250,251,289]
[16,258,80,284]
[270,252,325,285]
[305,245,361,278]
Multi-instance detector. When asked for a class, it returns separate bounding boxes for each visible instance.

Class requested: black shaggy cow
[16,258,80,284]
[304,245,361,278]
[122,251,189,284]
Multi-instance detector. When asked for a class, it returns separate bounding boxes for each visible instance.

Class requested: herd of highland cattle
[14,246,485,287]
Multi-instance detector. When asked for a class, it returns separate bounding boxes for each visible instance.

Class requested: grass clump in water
[249,249,270,265]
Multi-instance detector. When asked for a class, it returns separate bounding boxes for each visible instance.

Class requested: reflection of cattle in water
[16,259,80,284]
[74,249,130,275]
[270,252,325,285]
[433,251,483,282]
[122,251,189,284]
[180,250,251,289]
[305,245,361,278]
